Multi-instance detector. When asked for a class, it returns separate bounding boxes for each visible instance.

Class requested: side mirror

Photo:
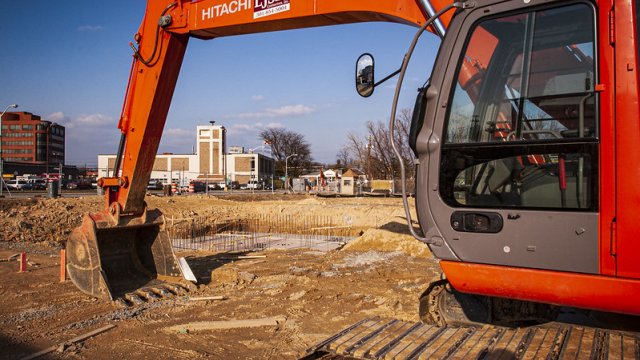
[356,53,375,97]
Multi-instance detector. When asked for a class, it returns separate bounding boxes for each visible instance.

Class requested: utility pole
[285,153,298,193]
[58,162,63,193]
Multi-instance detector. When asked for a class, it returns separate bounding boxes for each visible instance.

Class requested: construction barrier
[19,253,27,273]
[60,249,66,282]
[171,183,177,194]
[188,183,195,193]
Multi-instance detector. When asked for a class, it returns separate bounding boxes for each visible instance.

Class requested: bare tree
[260,128,312,177]
[336,108,416,180]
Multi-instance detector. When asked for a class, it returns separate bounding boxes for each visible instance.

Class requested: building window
[4,149,33,154]
[22,125,33,131]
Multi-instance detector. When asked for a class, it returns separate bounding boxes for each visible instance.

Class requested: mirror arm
[374,68,401,88]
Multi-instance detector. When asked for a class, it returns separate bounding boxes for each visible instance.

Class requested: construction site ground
[0,194,442,359]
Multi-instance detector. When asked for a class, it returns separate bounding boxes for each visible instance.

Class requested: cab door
[414,1,601,274]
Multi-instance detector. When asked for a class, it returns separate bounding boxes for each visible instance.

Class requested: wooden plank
[575,327,595,359]
[450,326,495,360]
[188,296,226,301]
[622,334,637,359]
[21,324,116,360]
[385,325,440,360]
[558,327,583,360]
[483,327,518,360]
[521,328,557,360]
[164,316,285,333]
[428,327,475,360]
[608,333,623,359]
[370,322,424,359]
[351,320,410,358]
[334,319,394,354]
[328,319,383,352]
[502,328,531,359]
[416,328,460,360]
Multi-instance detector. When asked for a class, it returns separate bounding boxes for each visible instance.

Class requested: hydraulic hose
[388,2,466,244]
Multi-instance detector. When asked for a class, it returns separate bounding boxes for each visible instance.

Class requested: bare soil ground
[0,194,441,359]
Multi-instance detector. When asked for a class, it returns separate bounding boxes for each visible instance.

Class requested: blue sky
[0,1,440,166]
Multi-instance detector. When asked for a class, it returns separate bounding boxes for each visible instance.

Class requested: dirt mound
[342,227,431,258]
[0,197,101,245]
[0,195,423,255]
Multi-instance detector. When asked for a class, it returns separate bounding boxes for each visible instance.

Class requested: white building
[97,123,274,187]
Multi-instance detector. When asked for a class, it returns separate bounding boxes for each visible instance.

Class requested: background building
[0,112,65,166]
[97,122,274,187]
[0,111,73,179]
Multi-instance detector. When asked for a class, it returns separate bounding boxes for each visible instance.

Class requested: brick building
[0,112,65,166]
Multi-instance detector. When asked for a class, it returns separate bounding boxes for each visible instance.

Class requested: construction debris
[178,257,197,282]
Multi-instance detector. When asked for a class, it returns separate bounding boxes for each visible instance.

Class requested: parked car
[66,180,91,190]
[31,179,47,190]
[207,182,223,190]
[246,181,262,190]
[5,179,33,191]
[190,181,206,193]
[147,180,163,190]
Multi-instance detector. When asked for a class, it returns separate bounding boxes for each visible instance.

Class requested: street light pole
[285,153,298,194]
[0,104,19,196]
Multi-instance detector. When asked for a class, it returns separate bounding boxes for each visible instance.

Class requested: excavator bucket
[65,208,183,301]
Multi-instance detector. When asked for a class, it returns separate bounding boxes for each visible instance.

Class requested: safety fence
[167,214,359,252]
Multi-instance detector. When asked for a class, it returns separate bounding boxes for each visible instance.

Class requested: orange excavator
[67,0,640,356]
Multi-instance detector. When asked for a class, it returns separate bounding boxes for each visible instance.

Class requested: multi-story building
[97,122,275,187]
[0,112,65,166]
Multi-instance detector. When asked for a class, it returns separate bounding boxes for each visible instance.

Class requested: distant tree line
[259,109,416,181]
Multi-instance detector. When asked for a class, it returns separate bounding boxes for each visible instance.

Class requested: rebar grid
[168,214,358,252]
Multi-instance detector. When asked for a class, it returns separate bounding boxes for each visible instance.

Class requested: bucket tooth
[151,287,172,297]
[138,289,161,302]
[163,284,187,295]
[125,293,146,305]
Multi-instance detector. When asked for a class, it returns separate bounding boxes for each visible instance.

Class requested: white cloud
[46,112,114,131]
[42,112,119,165]
[251,95,265,101]
[226,104,315,119]
[266,122,283,129]
[74,113,113,127]
[158,128,195,153]
[266,104,314,116]
[47,111,65,122]
[228,121,284,135]
[77,25,104,32]
[164,128,192,137]
[230,124,254,133]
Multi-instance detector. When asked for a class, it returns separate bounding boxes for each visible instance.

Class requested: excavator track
[302,317,640,360]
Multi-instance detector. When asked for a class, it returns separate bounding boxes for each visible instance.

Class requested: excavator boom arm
[105,0,456,215]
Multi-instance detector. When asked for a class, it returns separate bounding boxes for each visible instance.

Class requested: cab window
[440,3,598,210]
